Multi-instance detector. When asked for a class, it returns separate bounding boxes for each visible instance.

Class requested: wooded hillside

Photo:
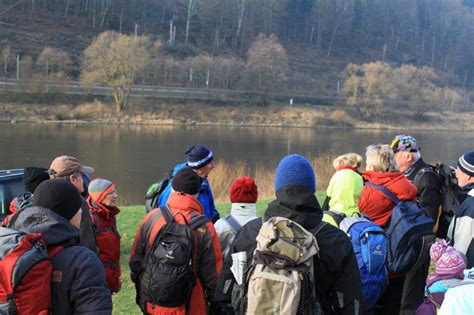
[0,0,473,99]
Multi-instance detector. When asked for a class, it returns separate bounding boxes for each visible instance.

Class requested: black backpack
[144,170,173,213]
[415,163,462,238]
[140,206,209,308]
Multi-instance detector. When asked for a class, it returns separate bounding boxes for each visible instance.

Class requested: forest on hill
[0,0,473,119]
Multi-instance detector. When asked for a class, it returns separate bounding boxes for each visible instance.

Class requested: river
[1,123,472,204]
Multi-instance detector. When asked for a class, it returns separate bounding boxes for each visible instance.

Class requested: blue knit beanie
[186,145,213,169]
[274,154,316,193]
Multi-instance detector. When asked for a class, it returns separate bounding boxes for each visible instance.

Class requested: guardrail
[0,79,346,105]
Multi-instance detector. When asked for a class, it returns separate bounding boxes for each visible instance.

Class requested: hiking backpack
[241,217,324,315]
[0,227,63,314]
[140,206,209,308]
[366,182,435,273]
[415,163,462,239]
[324,211,387,311]
[144,170,173,213]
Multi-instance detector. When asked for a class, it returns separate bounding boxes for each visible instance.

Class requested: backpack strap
[312,221,329,236]
[160,206,174,224]
[323,211,345,227]
[224,215,241,233]
[366,181,400,204]
[414,166,437,189]
[188,214,209,230]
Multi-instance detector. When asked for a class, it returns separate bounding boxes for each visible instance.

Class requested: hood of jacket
[327,169,363,215]
[167,191,204,215]
[87,197,120,220]
[10,206,80,246]
[361,170,418,200]
[264,185,323,230]
[230,203,257,219]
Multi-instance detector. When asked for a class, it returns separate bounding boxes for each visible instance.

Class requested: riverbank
[1,100,473,131]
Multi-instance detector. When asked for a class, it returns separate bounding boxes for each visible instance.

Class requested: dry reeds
[208,154,336,203]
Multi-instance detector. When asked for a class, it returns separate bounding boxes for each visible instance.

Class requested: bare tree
[81,31,156,112]
[2,46,12,77]
[185,0,198,44]
[327,0,348,58]
[36,47,72,79]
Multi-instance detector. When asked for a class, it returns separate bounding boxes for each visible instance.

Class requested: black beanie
[23,167,50,193]
[33,179,83,221]
[172,167,201,195]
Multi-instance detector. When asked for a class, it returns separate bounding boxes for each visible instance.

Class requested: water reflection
[1,123,472,204]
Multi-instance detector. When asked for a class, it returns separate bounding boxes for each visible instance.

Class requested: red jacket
[358,171,418,227]
[87,197,121,293]
[129,192,223,315]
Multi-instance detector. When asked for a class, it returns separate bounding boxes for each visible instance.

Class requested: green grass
[113,192,326,314]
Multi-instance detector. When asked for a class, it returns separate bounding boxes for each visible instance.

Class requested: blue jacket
[11,206,112,315]
[158,162,220,220]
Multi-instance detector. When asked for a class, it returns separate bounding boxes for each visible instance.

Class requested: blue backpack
[336,215,387,311]
[366,182,435,273]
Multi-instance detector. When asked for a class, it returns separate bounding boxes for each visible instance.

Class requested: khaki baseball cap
[48,155,94,178]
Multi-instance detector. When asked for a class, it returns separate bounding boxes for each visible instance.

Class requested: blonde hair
[333,153,363,170]
[365,144,398,172]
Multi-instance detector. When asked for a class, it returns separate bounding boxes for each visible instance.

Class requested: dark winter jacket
[158,162,220,221]
[215,185,363,315]
[130,191,223,314]
[80,197,99,253]
[405,158,443,228]
[10,206,112,315]
[448,183,474,268]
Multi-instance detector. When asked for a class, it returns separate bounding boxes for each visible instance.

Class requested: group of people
[1,137,474,315]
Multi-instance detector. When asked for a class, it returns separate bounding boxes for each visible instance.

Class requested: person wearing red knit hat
[214,177,259,257]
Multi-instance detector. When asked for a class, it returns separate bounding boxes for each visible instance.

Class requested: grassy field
[113,193,326,314]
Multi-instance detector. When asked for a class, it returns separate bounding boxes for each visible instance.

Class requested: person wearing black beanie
[9,180,113,314]
[23,167,50,193]
[33,178,83,226]
[3,167,50,224]
[130,165,222,315]
[171,167,200,195]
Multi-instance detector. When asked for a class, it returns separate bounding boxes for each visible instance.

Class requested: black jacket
[11,206,112,315]
[80,197,98,253]
[215,185,363,315]
[405,158,442,222]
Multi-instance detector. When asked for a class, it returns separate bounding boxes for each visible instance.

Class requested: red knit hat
[230,177,258,203]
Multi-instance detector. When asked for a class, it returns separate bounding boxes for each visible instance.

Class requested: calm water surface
[1,123,472,204]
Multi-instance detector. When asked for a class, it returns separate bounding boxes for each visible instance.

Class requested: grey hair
[411,150,421,161]
[365,144,398,172]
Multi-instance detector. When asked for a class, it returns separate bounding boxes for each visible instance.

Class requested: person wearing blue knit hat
[215,154,363,314]
[274,154,316,193]
[157,144,220,222]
